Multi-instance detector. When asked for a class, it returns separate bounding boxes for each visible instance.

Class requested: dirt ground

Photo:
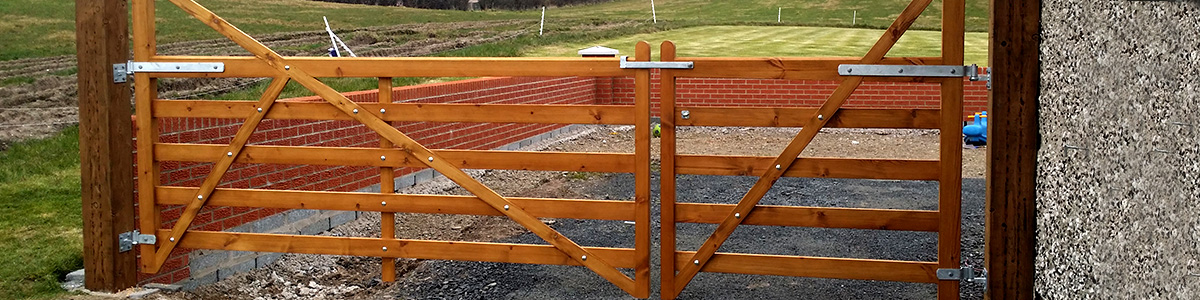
[139,125,987,300]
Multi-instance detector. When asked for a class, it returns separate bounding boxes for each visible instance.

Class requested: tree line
[312,0,613,10]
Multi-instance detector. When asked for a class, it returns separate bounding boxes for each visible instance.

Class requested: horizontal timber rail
[159,230,640,268]
[156,144,634,173]
[675,57,945,81]
[673,107,940,129]
[144,56,636,78]
[154,101,635,124]
[674,203,939,231]
[156,187,635,221]
[671,252,938,283]
[674,155,940,180]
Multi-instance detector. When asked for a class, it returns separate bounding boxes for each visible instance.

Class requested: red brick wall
[608,70,990,119]
[134,76,599,284]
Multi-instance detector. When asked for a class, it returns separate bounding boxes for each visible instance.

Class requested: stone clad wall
[1037,1,1200,298]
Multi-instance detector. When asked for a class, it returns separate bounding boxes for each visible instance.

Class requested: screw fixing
[284,65,291,70]
[353,109,359,114]
[427,157,434,162]
[503,205,510,211]
[197,195,203,200]
[735,213,741,219]
[817,114,825,120]
[775,164,782,170]
[227,152,233,157]
[380,108,386,114]
[381,201,387,206]
[693,260,700,265]
[581,255,588,261]
[382,247,388,251]
[380,155,386,161]
[257,108,263,113]
[169,237,175,242]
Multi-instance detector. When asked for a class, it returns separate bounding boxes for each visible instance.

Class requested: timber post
[75,0,138,292]
[987,0,1040,298]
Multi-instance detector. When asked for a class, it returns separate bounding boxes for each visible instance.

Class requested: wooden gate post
[76,0,137,292]
[987,0,1040,298]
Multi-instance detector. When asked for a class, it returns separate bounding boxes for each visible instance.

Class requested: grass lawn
[0,127,84,300]
[1,0,988,61]
[529,25,990,65]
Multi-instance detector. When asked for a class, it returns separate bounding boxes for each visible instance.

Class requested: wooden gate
[132,0,653,297]
[656,0,965,299]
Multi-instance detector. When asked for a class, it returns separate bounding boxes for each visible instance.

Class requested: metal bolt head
[681,110,691,120]
[257,107,263,113]
[382,246,388,251]
[169,237,175,242]
[381,201,387,206]
[353,108,359,114]
[735,213,741,219]
[380,108,386,114]
[380,155,387,161]
[503,205,510,211]
[197,195,204,200]
[898,68,904,74]
[775,164,782,170]
[284,65,291,70]
[817,114,825,120]
[427,156,434,162]
[693,260,700,265]
[847,68,853,73]
[227,152,234,157]
[581,255,588,261]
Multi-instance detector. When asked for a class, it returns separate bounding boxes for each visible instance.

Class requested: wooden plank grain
[675,155,941,180]
[987,0,1040,298]
[674,204,939,231]
[154,100,636,125]
[378,77,397,282]
[155,187,636,221]
[161,230,639,268]
[673,252,939,284]
[155,144,634,173]
[132,0,161,275]
[939,0,966,298]
[631,41,652,298]
[77,0,137,290]
[675,107,940,129]
[658,40,681,298]
[144,56,634,78]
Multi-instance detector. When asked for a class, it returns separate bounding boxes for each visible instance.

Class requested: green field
[0,0,988,61]
[530,25,989,65]
[0,127,84,299]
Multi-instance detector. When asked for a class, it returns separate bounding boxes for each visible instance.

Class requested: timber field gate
[126,0,967,298]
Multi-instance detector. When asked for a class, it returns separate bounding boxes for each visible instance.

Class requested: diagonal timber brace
[155,0,637,294]
[665,0,936,297]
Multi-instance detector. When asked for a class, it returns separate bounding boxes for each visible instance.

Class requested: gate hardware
[619,56,694,69]
[937,266,987,285]
[113,61,226,83]
[118,230,158,252]
[680,110,690,119]
[837,64,991,89]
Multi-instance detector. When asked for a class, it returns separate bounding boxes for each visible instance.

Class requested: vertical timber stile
[633,41,653,299]
[379,77,397,282]
[132,0,162,274]
[658,41,679,299]
[940,0,966,298]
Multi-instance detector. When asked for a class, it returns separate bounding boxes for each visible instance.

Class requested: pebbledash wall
[135,73,990,288]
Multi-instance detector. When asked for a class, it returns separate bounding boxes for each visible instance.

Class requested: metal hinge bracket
[118,230,158,252]
[838,64,991,90]
[113,61,226,83]
[619,56,694,69]
[937,266,988,285]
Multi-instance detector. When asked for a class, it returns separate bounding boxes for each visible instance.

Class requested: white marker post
[853,10,857,25]
[540,6,545,36]
[778,7,781,23]
[650,0,657,24]
[324,16,340,57]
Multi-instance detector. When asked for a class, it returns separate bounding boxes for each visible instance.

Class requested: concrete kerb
[166,124,598,290]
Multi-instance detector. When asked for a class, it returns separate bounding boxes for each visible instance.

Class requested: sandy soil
[143,125,987,299]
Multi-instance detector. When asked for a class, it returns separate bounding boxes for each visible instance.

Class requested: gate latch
[113,61,226,83]
[937,266,987,285]
[837,64,991,90]
[118,230,158,252]
[619,56,694,69]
